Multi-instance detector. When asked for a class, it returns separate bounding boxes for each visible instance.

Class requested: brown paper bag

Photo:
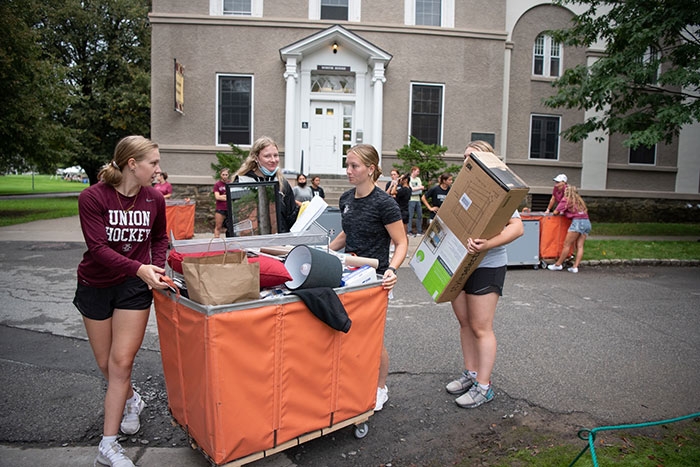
[181,250,260,305]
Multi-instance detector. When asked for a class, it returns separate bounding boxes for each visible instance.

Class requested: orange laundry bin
[522,214,573,262]
[165,201,195,240]
[153,282,388,465]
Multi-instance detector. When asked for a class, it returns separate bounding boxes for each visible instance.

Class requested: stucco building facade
[150,0,700,201]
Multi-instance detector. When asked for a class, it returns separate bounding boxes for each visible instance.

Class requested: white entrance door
[309,102,343,174]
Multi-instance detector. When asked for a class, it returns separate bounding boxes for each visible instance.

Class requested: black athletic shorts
[462,265,506,296]
[73,276,153,321]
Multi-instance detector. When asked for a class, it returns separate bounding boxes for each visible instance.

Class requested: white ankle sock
[126,390,139,404]
[468,370,477,379]
[100,435,117,448]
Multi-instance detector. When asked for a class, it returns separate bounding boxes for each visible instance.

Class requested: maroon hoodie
[76,182,168,287]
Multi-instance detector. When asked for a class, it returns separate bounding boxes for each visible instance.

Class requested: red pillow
[167,250,291,288]
[248,255,292,288]
[167,250,220,274]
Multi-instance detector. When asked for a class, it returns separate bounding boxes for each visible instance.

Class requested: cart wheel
[354,422,369,439]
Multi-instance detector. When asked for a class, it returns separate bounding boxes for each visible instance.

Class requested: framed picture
[225,181,280,237]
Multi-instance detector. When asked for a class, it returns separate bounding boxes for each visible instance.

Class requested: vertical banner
[174,59,185,114]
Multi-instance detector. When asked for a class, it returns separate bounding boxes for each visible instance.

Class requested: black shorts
[215,209,228,216]
[73,276,153,321]
[462,266,506,296]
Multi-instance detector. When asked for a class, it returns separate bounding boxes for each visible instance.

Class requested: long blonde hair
[348,144,383,183]
[563,185,587,213]
[465,140,494,154]
[464,139,496,159]
[98,136,158,187]
[236,136,288,192]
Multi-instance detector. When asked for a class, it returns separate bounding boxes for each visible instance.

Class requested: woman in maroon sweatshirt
[73,135,168,467]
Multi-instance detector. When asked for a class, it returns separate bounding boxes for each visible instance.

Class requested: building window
[629,145,656,165]
[342,104,354,168]
[310,72,355,94]
[218,75,252,145]
[212,0,262,16]
[533,34,561,78]
[410,83,444,145]
[223,0,251,15]
[470,132,496,150]
[321,0,348,20]
[416,0,441,26]
[530,115,560,159]
[636,47,661,85]
[309,0,360,21]
[404,0,454,27]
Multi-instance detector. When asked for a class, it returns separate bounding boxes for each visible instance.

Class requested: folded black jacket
[290,287,352,333]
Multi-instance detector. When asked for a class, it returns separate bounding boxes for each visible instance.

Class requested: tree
[545,0,700,148]
[394,136,458,187]
[36,0,152,183]
[0,0,76,174]
[212,144,247,180]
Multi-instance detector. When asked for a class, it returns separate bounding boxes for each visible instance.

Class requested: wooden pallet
[181,410,374,467]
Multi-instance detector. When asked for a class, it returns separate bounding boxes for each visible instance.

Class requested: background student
[547,185,592,273]
[234,136,298,233]
[421,173,453,220]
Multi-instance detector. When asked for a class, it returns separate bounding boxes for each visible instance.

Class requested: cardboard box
[409,151,529,303]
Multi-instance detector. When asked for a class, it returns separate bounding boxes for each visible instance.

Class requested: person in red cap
[545,174,567,214]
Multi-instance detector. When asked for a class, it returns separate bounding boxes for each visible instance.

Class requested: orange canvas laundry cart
[165,199,195,240]
[521,212,574,267]
[155,233,388,466]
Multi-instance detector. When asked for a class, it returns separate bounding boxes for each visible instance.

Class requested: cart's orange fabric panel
[172,297,213,454]
[165,203,195,240]
[335,286,388,420]
[522,215,573,260]
[154,284,387,466]
[276,301,336,443]
[208,303,279,462]
[153,292,186,421]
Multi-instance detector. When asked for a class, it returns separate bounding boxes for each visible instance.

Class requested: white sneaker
[445,371,475,395]
[95,439,135,467]
[120,391,145,435]
[567,267,579,273]
[374,386,389,411]
[547,264,563,271]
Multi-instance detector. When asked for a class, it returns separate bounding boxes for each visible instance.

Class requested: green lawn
[0,174,88,195]
[0,198,79,227]
[488,417,700,467]
[585,239,700,261]
[592,222,700,237]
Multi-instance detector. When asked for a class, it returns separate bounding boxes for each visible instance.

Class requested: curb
[580,259,700,267]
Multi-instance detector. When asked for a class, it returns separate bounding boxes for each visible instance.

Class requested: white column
[580,124,609,190]
[371,62,386,157]
[500,43,513,161]
[580,56,608,190]
[676,120,700,194]
[283,58,298,172]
